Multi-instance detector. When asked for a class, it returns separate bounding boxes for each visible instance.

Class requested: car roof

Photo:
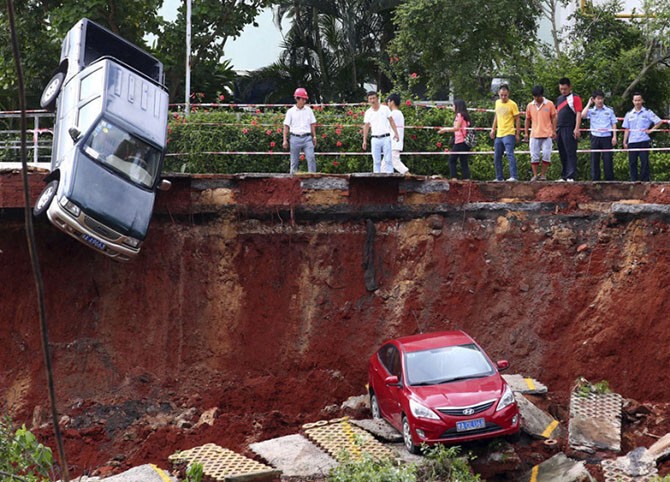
[392,331,476,353]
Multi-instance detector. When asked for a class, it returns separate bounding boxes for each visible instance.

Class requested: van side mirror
[496,360,510,371]
[158,179,172,191]
[68,127,81,141]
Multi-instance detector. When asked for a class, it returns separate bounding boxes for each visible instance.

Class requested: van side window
[79,68,103,101]
[77,97,102,135]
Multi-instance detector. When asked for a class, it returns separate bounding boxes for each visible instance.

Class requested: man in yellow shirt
[490,85,521,181]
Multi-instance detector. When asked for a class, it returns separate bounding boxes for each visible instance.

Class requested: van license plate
[81,234,106,251]
[456,418,485,432]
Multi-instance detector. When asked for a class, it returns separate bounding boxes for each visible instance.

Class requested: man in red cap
[283,87,317,173]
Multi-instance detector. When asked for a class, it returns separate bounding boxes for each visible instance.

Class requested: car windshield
[83,119,160,188]
[405,343,494,386]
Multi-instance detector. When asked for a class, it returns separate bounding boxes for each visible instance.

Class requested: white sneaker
[530,175,539,181]
[567,178,575,182]
[506,177,517,182]
[556,178,565,182]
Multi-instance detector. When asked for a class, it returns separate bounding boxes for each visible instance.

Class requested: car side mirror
[496,360,510,371]
[68,127,81,142]
[158,179,172,191]
[384,375,401,387]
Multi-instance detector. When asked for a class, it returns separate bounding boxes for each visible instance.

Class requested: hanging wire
[4,1,70,480]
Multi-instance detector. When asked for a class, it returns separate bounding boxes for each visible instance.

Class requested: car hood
[66,151,155,239]
[409,375,504,408]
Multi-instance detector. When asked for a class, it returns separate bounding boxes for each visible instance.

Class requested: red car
[368,331,520,453]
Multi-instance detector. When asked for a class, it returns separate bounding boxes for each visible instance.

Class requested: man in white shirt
[386,93,410,175]
[362,91,399,173]
[282,87,317,174]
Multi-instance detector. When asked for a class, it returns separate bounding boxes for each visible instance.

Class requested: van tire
[40,72,65,111]
[34,180,58,217]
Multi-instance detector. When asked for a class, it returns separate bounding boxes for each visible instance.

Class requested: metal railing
[0,110,54,163]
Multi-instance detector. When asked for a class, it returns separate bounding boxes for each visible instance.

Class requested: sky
[158,2,284,71]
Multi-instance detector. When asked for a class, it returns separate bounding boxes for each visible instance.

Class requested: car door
[385,346,404,428]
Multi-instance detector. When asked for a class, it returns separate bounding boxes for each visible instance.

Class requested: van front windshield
[83,119,160,188]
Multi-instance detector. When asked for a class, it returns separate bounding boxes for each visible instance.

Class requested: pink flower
[411,73,418,79]
[336,141,342,147]
[411,134,417,140]
[266,129,273,135]
[270,141,276,147]
[256,109,261,114]
[276,127,282,133]
[335,128,342,135]
[242,128,248,134]
[251,120,257,126]
[405,100,412,106]
[322,133,327,139]
[436,141,443,148]
[219,94,225,101]
[332,161,340,166]
[347,110,353,116]
[300,154,306,161]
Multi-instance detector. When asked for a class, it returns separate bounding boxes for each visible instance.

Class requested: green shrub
[0,416,54,482]
[328,453,417,482]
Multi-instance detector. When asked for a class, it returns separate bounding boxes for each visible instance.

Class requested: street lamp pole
[185,0,192,117]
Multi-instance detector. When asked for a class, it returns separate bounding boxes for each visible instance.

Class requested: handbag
[464,123,477,148]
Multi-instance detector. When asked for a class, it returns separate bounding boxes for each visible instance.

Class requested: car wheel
[370,393,381,420]
[40,72,65,111]
[402,415,421,454]
[33,180,58,217]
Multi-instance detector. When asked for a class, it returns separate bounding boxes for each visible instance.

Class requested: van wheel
[40,72,65,111]
[402,415,421,454]
[34,180,58,217]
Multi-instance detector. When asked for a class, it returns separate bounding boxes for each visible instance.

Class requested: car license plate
[456,418,485,432]
[81,233,106,251]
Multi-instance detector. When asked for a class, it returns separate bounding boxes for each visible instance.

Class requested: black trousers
[557,127,578,180]
[628,141,651,181]
[448,142,471,179]
[590,136,614,181]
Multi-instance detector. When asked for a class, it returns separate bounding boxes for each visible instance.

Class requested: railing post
[33,114,39,163]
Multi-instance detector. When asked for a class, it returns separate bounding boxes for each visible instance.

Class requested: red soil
[1,176,670,479]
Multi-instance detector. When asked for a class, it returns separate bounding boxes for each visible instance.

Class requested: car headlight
[123,236,141,248]
[496,384,515,412]
[59,196,81,217]
[409,398,440,420]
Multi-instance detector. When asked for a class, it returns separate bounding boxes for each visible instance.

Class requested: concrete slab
[515,394,562,439]
[169,443,280,481]
[569,392,622,453]
[249,434,337,479]
[601,447,658,481]
[522,453,594,482]
[94,465,176,481]
[303,418,397,462]
[503,374,548,395]
[349,418,403,443]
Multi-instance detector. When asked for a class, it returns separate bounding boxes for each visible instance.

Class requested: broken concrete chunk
[515,393,562,439]
[522,453,594,482]
[89,465,176,481]
[503,374,548,395]
[350,418,403,443]
[249,434,337,478]
[568,392,622,453]
[340,394,369,411]
[646,432,670,463]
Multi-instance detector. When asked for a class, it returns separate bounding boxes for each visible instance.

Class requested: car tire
[40,72,65,111]
[370,393,381,420]
[402,415,421,454]
[33,180,58,217]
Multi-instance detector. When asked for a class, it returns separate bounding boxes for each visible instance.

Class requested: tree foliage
[387,0,541,101]
[0,417,54,482]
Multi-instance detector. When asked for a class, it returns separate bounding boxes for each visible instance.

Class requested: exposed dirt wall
[1,174,670,475]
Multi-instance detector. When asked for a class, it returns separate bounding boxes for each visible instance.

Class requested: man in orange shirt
[524,85,557,181]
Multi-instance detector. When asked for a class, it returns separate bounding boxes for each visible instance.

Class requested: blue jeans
[371,136,392,173]
[493,135,517,180]
[289,135,316,173]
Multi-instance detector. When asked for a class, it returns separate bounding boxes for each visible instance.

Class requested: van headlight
[409,399,439,420]
[59,197,81,217]
[123,237,141,249]
[496,385,515,412]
